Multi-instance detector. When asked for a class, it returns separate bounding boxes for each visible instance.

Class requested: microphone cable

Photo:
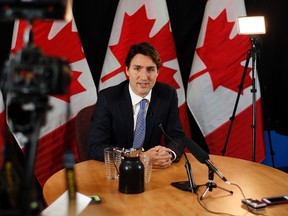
[196,182,268,216]
[158,125,267,215]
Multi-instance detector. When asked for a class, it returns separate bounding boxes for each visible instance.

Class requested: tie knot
[139,99,147,110]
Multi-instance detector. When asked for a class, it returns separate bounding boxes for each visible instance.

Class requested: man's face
[126,54,159,97]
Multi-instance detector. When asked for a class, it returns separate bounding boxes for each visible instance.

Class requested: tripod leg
[221,49,252,156]
[199,170,233,200]
[200,186,210,200]
[199,180,216,200]
[199,183,233,200]
[217,185,233,194]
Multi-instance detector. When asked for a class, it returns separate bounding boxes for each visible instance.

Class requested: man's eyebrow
[132,64,142,67]
[131,65,156,69]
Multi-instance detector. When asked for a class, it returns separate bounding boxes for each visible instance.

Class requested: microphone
[157,121,197,193]
[157,121,178,148]
[182,137,230,184]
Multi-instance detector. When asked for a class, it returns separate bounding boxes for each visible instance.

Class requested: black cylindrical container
[118,155,144,194]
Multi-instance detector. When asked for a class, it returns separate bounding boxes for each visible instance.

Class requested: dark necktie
[132,99,147,149]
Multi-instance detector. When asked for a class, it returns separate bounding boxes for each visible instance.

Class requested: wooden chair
[75,104,95,161]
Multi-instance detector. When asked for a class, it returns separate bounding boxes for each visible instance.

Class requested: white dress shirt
[129,84,151,131]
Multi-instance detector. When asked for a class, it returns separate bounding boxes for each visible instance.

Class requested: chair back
[75,104,95,161]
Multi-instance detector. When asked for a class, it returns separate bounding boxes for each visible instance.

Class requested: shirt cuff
[170,150,177,162]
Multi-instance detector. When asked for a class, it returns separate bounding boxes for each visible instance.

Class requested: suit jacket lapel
[145,87,161,145]
[119,83,134,146]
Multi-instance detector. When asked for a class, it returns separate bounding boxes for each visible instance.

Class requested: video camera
[3,44,71,96]
[0,0,71,96]
[0,0,71,133]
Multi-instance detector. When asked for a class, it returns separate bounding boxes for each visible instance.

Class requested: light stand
[221,16,270,162]
[250,36,259,162]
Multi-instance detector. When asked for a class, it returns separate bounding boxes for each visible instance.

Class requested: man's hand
[146,146,172,169]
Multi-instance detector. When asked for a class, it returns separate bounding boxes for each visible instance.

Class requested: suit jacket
[87,80,185,161]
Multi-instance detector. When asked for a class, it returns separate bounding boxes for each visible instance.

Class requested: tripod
[197,168,233,200]
[4,94,50,216]
[221,36,274,163]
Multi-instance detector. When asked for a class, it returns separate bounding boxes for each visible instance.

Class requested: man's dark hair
[125,42,161,69]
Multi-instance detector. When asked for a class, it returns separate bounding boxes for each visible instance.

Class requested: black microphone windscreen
[183,136,209,164]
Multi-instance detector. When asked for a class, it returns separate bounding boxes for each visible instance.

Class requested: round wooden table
[43,154,288,215]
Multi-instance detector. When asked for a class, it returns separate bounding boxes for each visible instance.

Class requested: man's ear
[125,66,129,77]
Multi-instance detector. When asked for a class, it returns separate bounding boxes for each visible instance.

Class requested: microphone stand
[171,151,197,193]
[181,136,232,199]
[197,168,233,200]
[158,123,197,193]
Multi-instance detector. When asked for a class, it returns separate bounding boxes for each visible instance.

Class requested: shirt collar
[129,84,152,106]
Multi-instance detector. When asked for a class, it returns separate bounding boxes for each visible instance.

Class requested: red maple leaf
[53,70,86,102]
[26,20,86,102]
[32,20,85,62]
[193,10,252,93]
[101,5,179,89]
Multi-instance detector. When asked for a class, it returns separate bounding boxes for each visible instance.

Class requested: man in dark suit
[87,42,185,168]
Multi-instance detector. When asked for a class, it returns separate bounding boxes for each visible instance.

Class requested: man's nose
[139,70,148,79]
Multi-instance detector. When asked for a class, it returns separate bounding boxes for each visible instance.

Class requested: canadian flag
[9,15,97,186]
[187,0,265,161]
[99,0,191,137]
